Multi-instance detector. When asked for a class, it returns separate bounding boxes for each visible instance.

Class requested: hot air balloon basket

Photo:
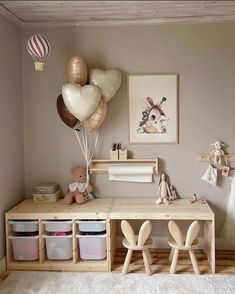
[34,61,45,71]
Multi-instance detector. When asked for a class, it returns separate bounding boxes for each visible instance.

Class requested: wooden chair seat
[123,237,153,250]
[168,238,199,250]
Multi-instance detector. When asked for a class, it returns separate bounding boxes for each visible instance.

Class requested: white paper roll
[108,165,153,183]
[108,165,153,175]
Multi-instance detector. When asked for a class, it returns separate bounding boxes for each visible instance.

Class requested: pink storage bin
[76,234,107,260]
[9,235,39,261]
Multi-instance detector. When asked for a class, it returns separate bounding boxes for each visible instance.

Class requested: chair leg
[142,249,152,275]
[189,250,200,274]
[122,249,133,274]
[170,248,179,274]
[169,248,174,262]
[146,249,153,265]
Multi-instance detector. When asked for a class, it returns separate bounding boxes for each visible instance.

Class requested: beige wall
[0,14,24,258]
[23,23,235,237]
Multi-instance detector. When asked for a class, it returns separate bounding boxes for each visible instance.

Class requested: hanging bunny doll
[137,96,169,134]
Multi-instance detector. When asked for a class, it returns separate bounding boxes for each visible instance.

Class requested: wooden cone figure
[168,220,201,274]
[121,220,153,275]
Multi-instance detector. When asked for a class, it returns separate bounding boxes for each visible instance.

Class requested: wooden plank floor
[113,249,235,275]
[1,249,235,284]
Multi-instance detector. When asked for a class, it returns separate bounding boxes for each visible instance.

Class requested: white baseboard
[115,236,204,249]
[0,257,6,275]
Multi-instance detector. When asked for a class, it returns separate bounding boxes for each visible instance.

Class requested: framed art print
[128,74,178,144]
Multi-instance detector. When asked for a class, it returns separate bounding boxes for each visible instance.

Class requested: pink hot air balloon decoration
[27,34,51,71]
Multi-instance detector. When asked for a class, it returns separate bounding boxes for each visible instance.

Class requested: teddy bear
[64,167,93,205]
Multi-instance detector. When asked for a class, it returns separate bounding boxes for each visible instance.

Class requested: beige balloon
[66,56,88,85]
[62,83,101,122]
[84,98,108,133]
[89,68,122,102]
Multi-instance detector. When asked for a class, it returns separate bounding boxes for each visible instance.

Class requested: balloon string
[75,129,86,159]
[75,125,99,189]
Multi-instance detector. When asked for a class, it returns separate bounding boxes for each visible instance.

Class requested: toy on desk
[121,220,153,275]
[210,141,226,165]
[189,194,206,204]
[156,173,170,205]
[64,167,94,205]
[168,220,201,274]
[169,185,178,201]
[110,143,127,160]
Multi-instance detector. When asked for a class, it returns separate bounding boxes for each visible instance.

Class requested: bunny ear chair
[168,220,201,274]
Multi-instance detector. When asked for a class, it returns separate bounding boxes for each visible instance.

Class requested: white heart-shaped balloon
[89,69,122,102]
[62,83,101,121]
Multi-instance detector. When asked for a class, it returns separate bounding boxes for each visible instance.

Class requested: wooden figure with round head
[156,173,171,205]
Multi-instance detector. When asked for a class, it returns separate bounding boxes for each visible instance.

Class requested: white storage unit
[77,234,107,260]
[8,220,38,232]
[43,235,73,260]
[9,235,39,261]
[42,220,72,232]
[76,220,106,232]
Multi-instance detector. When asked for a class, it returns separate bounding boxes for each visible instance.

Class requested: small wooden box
[110,150,119,160]
[35,183,58,194]
[33,190,61,203]
[119,149,127,160]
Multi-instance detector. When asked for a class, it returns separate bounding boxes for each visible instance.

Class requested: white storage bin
[42,220,73,232]
[76,234,107,260]
[9,235,39,261]
[8,220,38,233]
[76,220,106,232]
[43,235,73,260]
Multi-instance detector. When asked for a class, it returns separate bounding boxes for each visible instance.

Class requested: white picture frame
[128,74,178,144]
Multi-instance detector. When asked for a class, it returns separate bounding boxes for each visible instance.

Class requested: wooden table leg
[108,219,117,272]
[204,219,215,273]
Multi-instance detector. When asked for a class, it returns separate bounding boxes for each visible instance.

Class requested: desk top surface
[110,198,214,220]
[6,198,214,220]
[6,199,114,219]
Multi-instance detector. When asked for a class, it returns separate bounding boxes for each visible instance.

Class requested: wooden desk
[109,198,215,273]
[5,198,215,273]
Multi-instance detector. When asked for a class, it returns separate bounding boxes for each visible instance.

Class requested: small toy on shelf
[64,167,94,205]
[169,185,178,201]
[156,173,170,205]
[210,141,226,165]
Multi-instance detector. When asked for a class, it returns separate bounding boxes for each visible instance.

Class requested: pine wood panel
[113,249,235,275]
[90,158,158,174]
[6,199,114,220]
[2,250,235,278]
[197,154,235,162]
[110,198,214,220]
[0,1,235,27]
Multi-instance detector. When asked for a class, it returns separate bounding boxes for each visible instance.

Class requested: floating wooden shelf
[196,154,235,162]
[89,158,158,174]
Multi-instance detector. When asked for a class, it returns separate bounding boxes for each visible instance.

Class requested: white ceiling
[0,1,235,28]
